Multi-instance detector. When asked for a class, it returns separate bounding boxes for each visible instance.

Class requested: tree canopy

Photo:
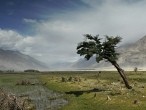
[77,34,121,63]
[76,34,132,89]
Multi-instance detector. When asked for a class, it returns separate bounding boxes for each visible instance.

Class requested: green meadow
[1,71,146,110]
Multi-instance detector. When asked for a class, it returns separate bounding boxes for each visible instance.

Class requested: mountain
[72,35,146,70]
[117,35,146,69]
[0,49,48,71]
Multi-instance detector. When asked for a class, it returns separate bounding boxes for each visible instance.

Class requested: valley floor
[1,71,146,110]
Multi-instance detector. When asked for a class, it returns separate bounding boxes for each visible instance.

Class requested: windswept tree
[77,34,132,89]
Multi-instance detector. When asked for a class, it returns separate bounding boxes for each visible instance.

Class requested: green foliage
[40,71,146,110]
[77,34,122,63]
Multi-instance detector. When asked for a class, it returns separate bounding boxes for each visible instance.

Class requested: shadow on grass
[65,88,107,97]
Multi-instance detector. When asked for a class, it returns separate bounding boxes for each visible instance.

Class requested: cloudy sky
[1,0,146,68]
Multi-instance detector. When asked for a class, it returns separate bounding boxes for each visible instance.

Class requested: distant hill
[0,49,48,71]
[72,35,146,70]
[118,35,146,69]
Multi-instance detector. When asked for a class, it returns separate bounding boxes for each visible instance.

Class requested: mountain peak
[0,49,48,71]
[133,35,146,51]
[139,35,146,40]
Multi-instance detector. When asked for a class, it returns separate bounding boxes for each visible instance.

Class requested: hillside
[118,35,146,69]
[0,49,47,71]
[72,35,146,70]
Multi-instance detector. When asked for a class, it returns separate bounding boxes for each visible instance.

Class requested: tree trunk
[110,61,132,89]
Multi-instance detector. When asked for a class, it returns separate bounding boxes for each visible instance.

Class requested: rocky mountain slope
[118,35,146,69]
[72,35,146,70]
[0,49,47,71]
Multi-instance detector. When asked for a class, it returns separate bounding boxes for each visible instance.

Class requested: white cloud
[35,0,146,65]
[1,0,146,68]
[23,18,37,24]
[0,29,22,50]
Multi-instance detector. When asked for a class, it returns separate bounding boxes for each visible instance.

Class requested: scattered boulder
[16,80,31,85]
[94,93,97,98]
[107,95,111,101]
[68,77,73,82]
[133,99,139,104]
[74,77,81,82]
[61,76,82,82]
[61,77,67,82]
[16,80,39,86]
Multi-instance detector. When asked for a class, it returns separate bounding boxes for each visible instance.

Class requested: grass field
[0,73,67,110]
[1,71,146,110]
[40,71,146,110]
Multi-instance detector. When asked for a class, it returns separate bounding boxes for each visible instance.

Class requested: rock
[68,77,73,82]
[107,95,111,101]
[61,77,67,82]
[94,93,97,98]
[133,100,138,104]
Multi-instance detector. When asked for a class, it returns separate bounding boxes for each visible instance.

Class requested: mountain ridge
[0,49,48,71]
[72,35,146,70]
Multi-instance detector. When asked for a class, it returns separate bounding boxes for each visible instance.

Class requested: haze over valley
[1,0,146,70]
